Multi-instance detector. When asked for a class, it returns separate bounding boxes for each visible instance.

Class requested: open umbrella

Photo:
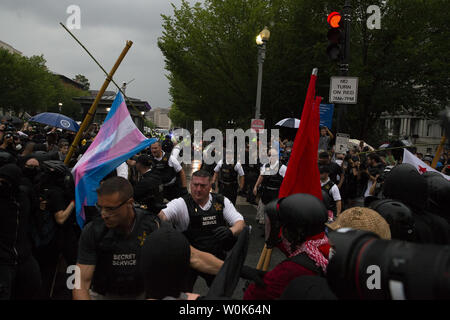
[29,112,80,132]
[348,139,374,151]
[275,118,300,128]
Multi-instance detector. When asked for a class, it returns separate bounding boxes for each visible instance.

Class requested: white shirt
[162,193,244,232]
[171,144,182,160]
[260,161,287,177]
[213,160,245,176]
[154,151,183,173]
[364,180,374,198]
[321,178,341,201]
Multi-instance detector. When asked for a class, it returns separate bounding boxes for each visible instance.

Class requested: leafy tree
[0,48,88,120]
[0,49,58,114]
[73,74,90,91]
[159,0,449,145]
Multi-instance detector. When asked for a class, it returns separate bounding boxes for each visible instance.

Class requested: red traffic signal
[326,12,344,61]
[327,12,342,28]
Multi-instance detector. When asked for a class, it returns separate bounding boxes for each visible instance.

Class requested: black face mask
[23,167,40,180]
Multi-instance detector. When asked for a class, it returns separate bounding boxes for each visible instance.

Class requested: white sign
[329,77,358,104]
[335,133,350,153]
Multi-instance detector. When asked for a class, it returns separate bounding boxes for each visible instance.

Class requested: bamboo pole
[431,136,446,169]
[256,245,267,270]
[64,40,133,165]
[262,248,272,271]
[59,23,146,122]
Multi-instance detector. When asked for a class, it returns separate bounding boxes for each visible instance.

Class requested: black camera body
[327,229,450,300]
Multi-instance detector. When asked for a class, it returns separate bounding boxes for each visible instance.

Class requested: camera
[326,228,450,300]
[4,131,14,139]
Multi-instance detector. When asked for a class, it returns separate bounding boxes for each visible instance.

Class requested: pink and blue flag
[72,93,156,228]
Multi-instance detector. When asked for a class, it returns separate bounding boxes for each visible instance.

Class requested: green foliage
[0,48,87,120]
[159,0,449,145]
[73,74,90,91]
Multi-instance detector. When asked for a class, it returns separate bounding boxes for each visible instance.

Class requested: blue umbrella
[29,112,80,132]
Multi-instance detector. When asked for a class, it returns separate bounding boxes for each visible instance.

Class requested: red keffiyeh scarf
[281,232,330,273]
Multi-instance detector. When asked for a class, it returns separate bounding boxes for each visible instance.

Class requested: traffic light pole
[336,0,352,134]
[255,41,266,120]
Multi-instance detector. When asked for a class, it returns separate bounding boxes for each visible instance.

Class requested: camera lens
[327,229,450,299]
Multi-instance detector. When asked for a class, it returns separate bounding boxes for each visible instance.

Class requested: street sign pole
[336,0,352,133]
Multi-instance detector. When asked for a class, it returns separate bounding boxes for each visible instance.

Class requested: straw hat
[326,207,391,240]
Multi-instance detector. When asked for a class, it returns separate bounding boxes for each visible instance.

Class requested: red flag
[278,70,323,201]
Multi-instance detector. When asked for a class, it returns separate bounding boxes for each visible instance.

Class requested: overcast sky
[0,0,200,108]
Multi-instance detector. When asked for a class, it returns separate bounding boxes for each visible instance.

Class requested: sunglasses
[95,198,130,216]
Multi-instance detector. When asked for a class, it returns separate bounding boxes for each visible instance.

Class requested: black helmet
[423,172,450,218]
[0,151,16,167]
[369,199,415,241]
[278,193,328,245]
[383,164,427,212]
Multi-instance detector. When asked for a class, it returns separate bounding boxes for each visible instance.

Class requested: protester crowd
[1,116,449,300]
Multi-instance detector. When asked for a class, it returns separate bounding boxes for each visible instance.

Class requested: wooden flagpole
[64,40,133,165]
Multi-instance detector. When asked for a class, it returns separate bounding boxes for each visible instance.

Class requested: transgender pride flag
[72,93,156,228]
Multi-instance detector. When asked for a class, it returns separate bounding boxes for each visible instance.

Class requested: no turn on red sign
[329,76,358,104]
[251,119,265,133]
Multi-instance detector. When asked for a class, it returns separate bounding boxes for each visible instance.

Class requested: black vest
[321,180,337,215]
[219,163,238,184]
[182,193,227,258]
[151,153,176,185]
[91,209,160,296]
[261,164,284,204]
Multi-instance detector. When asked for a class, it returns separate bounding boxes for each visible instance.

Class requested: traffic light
[326,11,344,61]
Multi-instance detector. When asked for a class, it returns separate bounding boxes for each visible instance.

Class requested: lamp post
[255,26,270,120]
[58,102,63,113]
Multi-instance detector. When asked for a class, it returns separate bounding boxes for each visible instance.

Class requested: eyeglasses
[95,198,130,216]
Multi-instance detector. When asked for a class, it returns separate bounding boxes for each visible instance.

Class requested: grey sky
[0,0,200,108]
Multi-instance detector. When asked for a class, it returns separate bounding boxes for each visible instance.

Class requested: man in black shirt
[134,154,165,213]
[0,164,41,300]
[73,177,226,300]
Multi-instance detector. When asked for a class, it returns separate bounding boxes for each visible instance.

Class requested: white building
[382,112,444,154]
[0,40,22,55]
[148,107,172,129]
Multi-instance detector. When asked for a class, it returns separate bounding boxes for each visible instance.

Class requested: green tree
[0,48,88,120]
[159,0,449,145]
[0,49,58,115]
[73,74,90,91]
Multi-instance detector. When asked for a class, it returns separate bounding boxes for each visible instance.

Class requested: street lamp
[58,102,63,113]
[255,26,270,119]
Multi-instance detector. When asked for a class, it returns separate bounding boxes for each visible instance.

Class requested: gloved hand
[179,187,188,196]
[240,265,266,288]
[213,226,233,242]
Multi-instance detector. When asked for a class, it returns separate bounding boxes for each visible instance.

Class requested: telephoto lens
[327,229,450,300]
